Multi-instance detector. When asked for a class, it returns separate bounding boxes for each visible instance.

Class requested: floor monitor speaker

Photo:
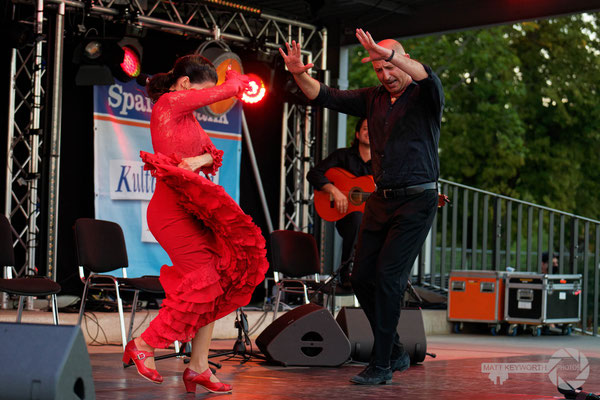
[0,323,95,400]
[336,307,427,364]
[256,303,351,366]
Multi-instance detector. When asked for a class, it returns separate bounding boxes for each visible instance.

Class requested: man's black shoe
[349,365,392,385]
[391,350,410,372]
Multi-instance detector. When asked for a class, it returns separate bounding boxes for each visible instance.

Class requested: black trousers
[335,211,363,269]
[350,189,437,367]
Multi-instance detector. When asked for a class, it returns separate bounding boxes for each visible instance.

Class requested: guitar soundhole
[349,187,363,206]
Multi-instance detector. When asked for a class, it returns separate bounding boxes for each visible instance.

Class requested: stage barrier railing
[413,178,600,337]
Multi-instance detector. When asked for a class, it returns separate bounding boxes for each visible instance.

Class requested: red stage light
[120,46,141,78]
[241,73,266,104]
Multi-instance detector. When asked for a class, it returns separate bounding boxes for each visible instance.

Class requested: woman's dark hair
[146,54,218,102]
[351,117,367,147]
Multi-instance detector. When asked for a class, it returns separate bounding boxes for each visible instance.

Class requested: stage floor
[90,333,600,400]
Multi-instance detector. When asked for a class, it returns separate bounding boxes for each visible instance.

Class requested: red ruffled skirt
[139,151,269,348]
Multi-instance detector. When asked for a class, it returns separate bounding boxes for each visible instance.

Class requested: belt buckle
[382,189,393,199]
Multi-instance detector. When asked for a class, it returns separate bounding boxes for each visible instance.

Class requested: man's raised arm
[279,40,321,100]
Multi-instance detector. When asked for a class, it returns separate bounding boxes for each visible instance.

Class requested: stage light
[120,45,141,78]
[73,40,115,86]
[199,43,244,116]
[202,0,261,14]
[73,37,144,85]
[83,40,103,60]
[241,73,266,104]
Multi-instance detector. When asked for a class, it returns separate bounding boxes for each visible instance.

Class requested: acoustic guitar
[313,167,375,222]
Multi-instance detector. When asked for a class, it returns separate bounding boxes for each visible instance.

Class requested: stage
[90,334,600,399]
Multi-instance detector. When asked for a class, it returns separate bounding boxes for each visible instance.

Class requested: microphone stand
[209,308,266,363]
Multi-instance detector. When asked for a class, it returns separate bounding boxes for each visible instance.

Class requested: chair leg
[273,286,282,321]
[77,280,91,325]
[16,296,25,323]
[113,282,128,350]
[51,294,60,325]
[127,290,139,343]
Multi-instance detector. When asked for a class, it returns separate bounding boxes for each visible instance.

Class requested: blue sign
[93,80,243,277]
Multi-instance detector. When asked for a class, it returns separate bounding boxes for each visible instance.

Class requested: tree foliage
[347,13,600,219]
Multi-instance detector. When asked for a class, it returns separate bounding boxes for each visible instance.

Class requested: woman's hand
[178,153,213,172]
[355,28,392,63]
[278,40,314,76]
[225,69,250,98]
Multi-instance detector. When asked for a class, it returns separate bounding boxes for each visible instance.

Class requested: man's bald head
[372,39,412,96]
[377,39,405,56]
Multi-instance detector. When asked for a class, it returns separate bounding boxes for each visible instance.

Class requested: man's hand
[279,40,315,76]
[355,28,392,63]
[322,184,348,215]
[178,153,213,172]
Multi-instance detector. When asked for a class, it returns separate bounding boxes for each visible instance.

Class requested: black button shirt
[306,145,372,190]
[312,64,444,189]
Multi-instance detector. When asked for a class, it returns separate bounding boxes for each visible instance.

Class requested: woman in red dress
[122,54,269,394]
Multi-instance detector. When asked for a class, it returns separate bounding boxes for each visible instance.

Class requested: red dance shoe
[122,340,163,384]
[182,367,232,394]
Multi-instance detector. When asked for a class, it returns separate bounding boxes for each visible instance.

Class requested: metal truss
[5,0,47,283]
[59,0,326,63]
[279,103,314,232]
[4,0,327,295]
[55,0,327,235]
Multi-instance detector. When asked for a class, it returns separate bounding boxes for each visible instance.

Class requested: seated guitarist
[307,117,372,288]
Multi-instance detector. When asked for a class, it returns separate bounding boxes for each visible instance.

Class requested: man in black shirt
[280,28,444,385]
[306,117,372,287]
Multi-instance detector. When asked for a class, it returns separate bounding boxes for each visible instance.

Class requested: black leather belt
[377,182,437,199]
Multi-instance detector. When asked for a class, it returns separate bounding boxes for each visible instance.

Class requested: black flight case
[504,273,582,336]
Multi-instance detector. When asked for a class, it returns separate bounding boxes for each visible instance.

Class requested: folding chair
[74,218,163,349]
[269,230,322,320]
[0,215,61,325]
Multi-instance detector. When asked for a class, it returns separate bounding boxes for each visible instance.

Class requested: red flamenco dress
[139,82,269,349]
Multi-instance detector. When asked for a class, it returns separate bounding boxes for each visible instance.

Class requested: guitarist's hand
[322,183,348,215]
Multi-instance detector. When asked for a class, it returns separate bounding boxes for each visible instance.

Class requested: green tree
[509,16,600,217]
[347,13,600,218]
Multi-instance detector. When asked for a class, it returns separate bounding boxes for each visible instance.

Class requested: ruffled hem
[140,150,269,348]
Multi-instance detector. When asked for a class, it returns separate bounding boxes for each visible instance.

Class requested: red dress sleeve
[162,81,239,118]
[200,144,224,176]
[149,80,241,175]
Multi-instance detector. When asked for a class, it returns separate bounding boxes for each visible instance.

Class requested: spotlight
[73,40,114,86]
[119,45,141,79]
[241,73,266,104]
[83,40,103,60]
[73,37,143,86]
[198,43,243,116]
[201,0,261,15]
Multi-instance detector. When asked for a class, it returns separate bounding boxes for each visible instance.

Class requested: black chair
[269,230,322,320]
[74,218,164,349]
[0,215,61,325]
